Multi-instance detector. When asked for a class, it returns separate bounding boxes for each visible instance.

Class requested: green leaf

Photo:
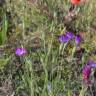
[0,13,8,45]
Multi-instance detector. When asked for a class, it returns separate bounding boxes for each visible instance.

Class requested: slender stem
[72,46,76,57]
[59,42,68,55]
[24,57,34,96]
[22,0,26,40]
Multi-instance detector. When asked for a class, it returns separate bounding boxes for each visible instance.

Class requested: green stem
[72,46,76,57]
[59,42,68,55]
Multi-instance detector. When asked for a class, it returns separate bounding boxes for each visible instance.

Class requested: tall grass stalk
[0,9,8,45]
[24,57,34,96]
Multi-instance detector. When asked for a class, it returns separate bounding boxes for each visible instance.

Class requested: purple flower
[15,48,27,56]
[65,32,75,39]
[59,35,69,43]
[75,35,81,45]
[82,65,91,81]
[87,60,96,68]
[91,64,96,68]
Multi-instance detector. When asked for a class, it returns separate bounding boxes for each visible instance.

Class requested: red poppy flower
[70,0,81,5]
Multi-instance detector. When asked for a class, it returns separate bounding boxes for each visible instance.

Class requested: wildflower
[59,35,69,43]
[75,35,81,45]
[82,60,96,83]
[91,64,96,68]
[87,60,96,68]
[65,32,75,39]
[15,48,27,56]
[82,65,91,81]
[87,60,95,65]
[70,0,81,5]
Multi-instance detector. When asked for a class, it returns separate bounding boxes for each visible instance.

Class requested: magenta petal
[82,65,91,75]
[82,65,91,81]
[15,48,27,56]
